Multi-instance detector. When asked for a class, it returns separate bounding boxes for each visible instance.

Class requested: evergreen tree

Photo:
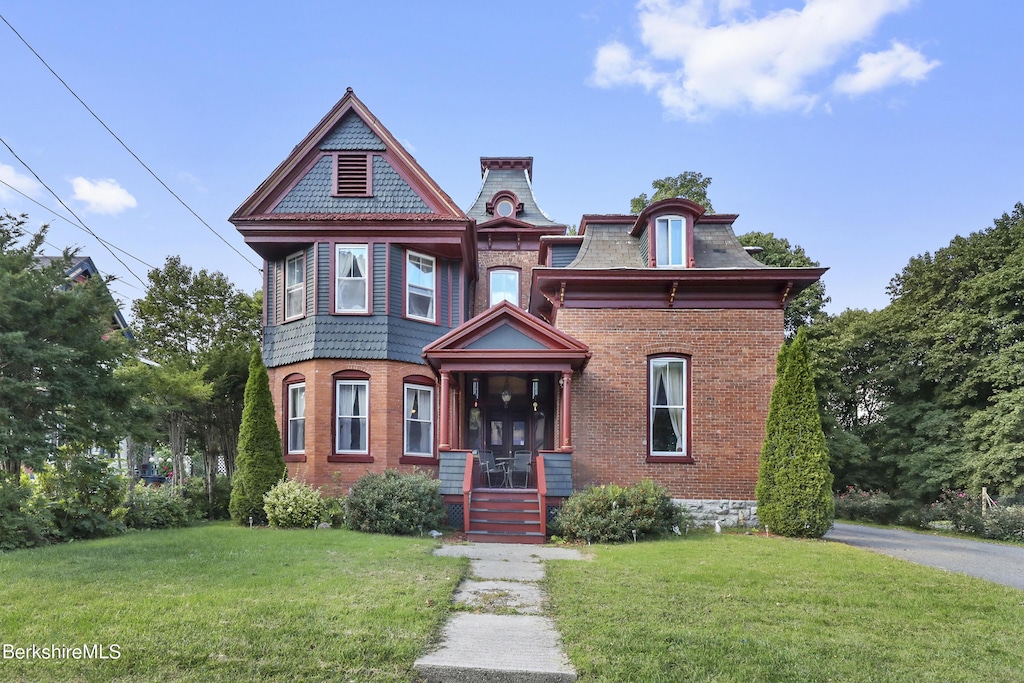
[229,346,285,525]
[756,328,834,537]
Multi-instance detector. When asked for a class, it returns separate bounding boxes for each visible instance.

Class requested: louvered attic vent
[333,153,371,197]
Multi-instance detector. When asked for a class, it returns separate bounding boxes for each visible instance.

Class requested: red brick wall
[554,307,783,500]
[267,359,437,494]
[473,249,540,315]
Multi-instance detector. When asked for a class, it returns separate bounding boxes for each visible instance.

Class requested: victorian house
[230,89,825,542]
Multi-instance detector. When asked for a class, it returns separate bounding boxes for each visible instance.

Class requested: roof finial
[346,87,354,93]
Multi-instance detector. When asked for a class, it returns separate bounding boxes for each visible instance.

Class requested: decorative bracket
[668,281,679,307]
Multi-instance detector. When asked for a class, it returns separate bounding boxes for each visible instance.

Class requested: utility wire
[0,11,262,272]
[0,135,147,288]
[1,176,159,272]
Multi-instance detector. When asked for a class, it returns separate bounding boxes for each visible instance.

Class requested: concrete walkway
[414,544,584,682]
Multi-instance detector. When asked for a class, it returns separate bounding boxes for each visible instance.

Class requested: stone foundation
[676,499,758,528]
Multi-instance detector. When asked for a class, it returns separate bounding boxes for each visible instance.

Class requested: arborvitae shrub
[553,480,687,543]
[264,479,326,528]
[344,470,445,535]
[756,328,834,538]
[229,347,285,525]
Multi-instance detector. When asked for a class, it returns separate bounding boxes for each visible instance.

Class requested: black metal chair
[478,450,506,488]
[509,451,532,488]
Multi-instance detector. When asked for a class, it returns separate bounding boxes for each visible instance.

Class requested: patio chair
[478,450,506,488]
[509,451,532,489]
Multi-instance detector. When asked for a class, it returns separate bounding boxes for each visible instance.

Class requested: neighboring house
[38,255,134,340]
[231,89,825,541]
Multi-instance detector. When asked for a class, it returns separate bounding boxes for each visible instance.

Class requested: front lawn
[545,533,1024,682]
[0,523,466,682]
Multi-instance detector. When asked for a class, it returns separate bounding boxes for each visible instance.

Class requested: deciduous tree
[630,172,715,214]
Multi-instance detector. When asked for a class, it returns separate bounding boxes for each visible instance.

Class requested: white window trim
[335,379,369,454]
[335,244,369,314]
[284,252,305,320]
[654,215,687,267]
[489,268,520,307]
[649,357,688,457]
[403,383,434,457]
[287,382,306,454]
[406,251,436,323]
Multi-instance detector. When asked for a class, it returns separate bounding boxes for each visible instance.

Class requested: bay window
[335,244,368,313]
[404,383,434,456]
[335,379,368,454]
[406,251,435,321]
[285,252,304,319]
[287,382,306,454]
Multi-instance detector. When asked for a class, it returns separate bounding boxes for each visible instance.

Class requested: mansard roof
[466,157,565,230]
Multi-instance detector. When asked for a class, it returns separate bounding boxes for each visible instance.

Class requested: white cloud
[592,0,935,119]
[0,163,42,200]
[71,177,137,215]
[834,41,940,95]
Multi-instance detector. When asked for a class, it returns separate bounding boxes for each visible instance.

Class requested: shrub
[229,347,286,525]
[981,505,1024,541]
[553,480,687,543]
[264,479,326,528]
[0,474,54,551]
[182,476,232,520]
[35,453,126,540]
[833,486,901,524]
[124,485,197,530]
[926,490,984,535]
[322,495,345,527]
[756,329,834,538]
[344,470,445,535]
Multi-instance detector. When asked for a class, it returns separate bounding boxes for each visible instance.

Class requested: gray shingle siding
[265,261,278,326]
[305,245,315,315]
[542,452,573,497]
[272,155,430,214]
[319,111,387,151]
[389,244,404,315]
[439,451,467,495]
[317,243,330,315]
[638,227,649,265]
[373,243,388,313]
[550,243,582,267]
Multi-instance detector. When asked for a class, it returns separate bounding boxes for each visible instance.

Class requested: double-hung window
[287,382,306,454]
[406,251,435,321]
[336,245,368,313]
[284,252,304,319]
[335,380,368,454]
[404,384,434,456]
[489,269,519,307]
[655,216,686,267]
[650,357,688,457]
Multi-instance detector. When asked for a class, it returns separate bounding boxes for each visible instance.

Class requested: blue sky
[1,1,1022,317]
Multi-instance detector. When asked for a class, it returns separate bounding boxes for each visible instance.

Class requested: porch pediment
[423,300,590,373]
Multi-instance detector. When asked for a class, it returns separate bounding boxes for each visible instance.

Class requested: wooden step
[470,508,540,522]
[467,530,546,544]
[469,519,542,534]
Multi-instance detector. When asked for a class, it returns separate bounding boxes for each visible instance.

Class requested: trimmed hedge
[344,470,445,535]
[552,480,687,543]
[264,479,326,528]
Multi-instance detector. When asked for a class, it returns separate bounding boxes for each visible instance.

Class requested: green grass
[545,533,1024,682]
[0,523,466,682]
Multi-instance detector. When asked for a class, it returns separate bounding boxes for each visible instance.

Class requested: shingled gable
[230,88,473,262]
[423,300,590,373]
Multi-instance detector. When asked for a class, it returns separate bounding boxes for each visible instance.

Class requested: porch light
[472,377,480,408]
[532,377,539,412]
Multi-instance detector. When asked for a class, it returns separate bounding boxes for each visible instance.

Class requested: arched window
[403,375,435,459]
[283,374,306,459]
[489,268,520,307]
[654,215,687,267]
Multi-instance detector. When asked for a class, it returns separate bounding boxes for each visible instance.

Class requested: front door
[487,408,529,461]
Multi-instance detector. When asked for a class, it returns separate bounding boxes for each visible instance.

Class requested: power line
[0,135,147,288]
[0,11,262,272]
[1,176,159,272]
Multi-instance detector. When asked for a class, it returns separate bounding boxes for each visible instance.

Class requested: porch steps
[467,489,545,544]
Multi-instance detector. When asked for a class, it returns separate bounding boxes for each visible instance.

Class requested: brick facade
[553,307,783,500]
[267,358,438,493]
[473,249,541,314]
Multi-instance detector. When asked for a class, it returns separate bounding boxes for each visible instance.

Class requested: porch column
[560,370,572,450]
[439,370,451,451]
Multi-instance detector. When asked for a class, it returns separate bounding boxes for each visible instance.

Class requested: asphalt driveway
[826,522,1024,590]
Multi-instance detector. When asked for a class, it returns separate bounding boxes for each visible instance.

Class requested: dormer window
[655,215,686,267]
[333,152,372,197]
[486,191,522,219]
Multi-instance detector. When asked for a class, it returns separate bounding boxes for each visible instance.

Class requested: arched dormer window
[486,191,523,220]
[654,215,687,267]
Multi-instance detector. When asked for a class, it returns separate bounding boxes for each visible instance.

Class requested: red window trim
[401,375,438,464]
[331,242,373,316]
[330,370,373,463]
[487,265,523,308]
[648,214,696,269]
[282,373,307,462]
[646,354,693,464]
[404,249,439,325]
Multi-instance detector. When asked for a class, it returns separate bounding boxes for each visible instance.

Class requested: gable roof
[231,88,465,221]
[423,300,590,373]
